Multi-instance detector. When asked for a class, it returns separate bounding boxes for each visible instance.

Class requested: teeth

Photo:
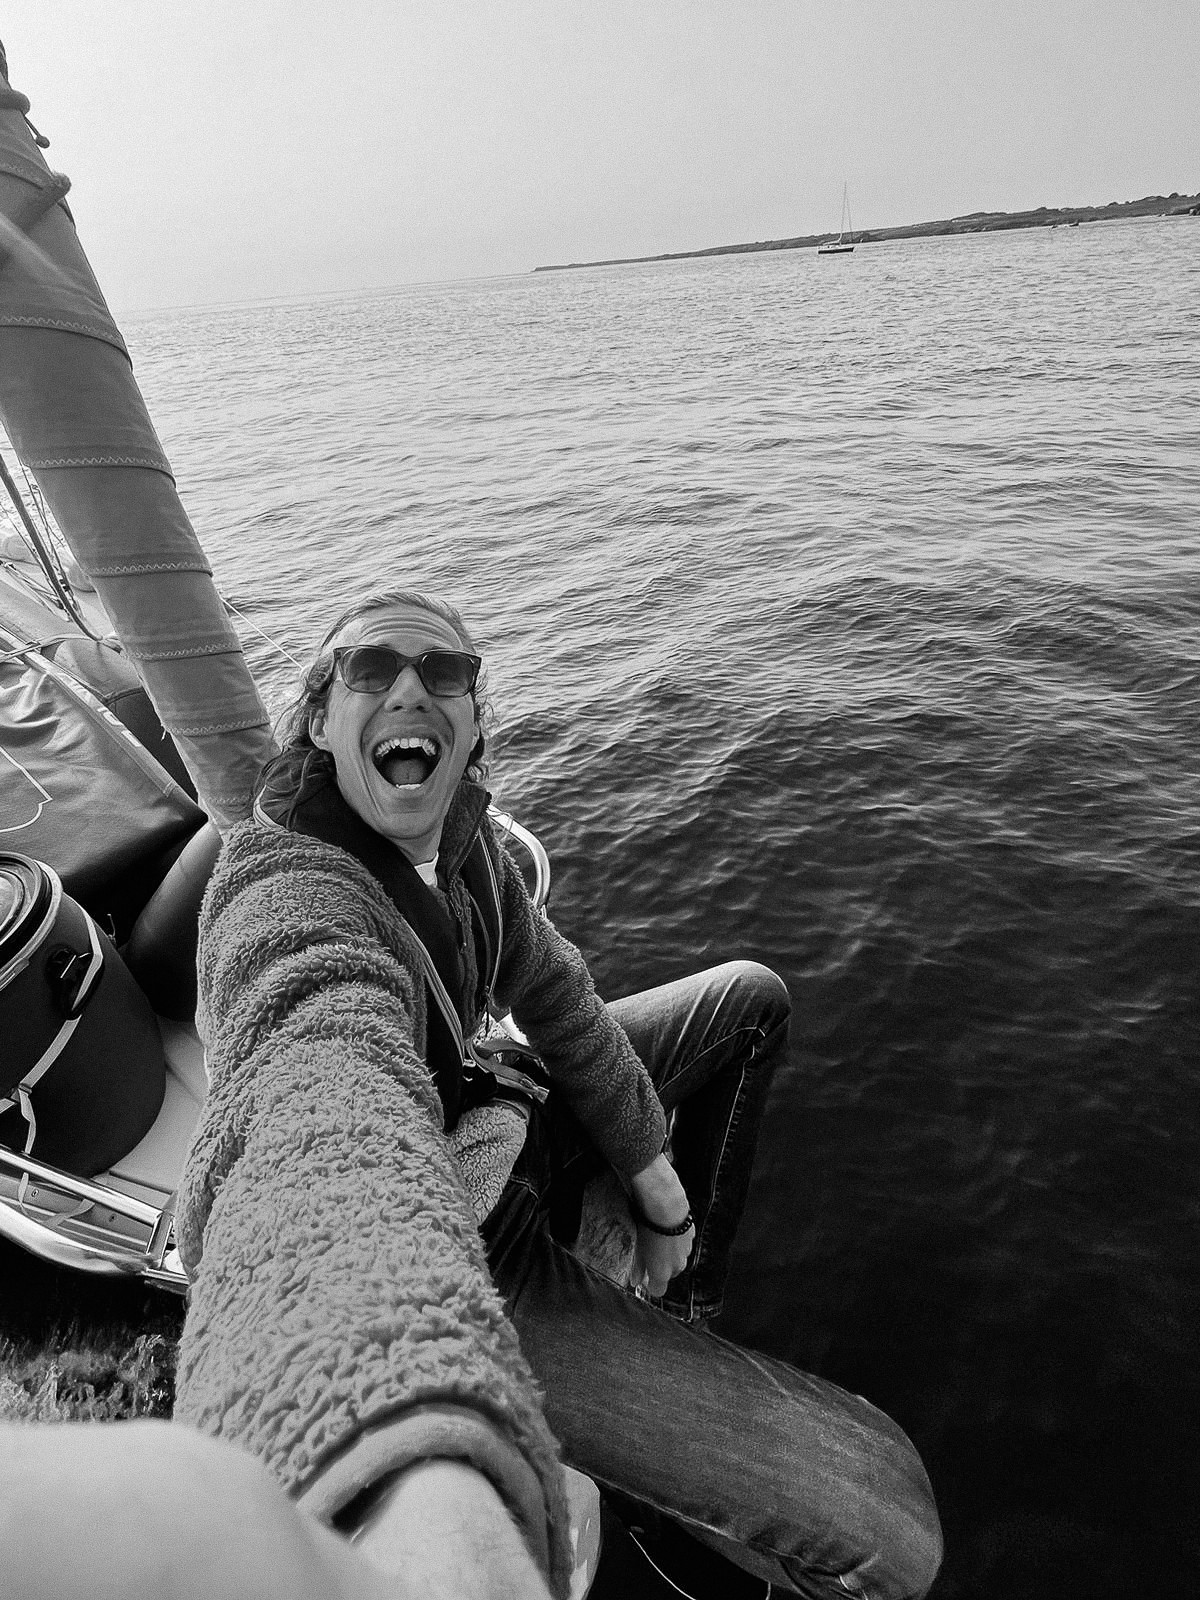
[373,735,438,759]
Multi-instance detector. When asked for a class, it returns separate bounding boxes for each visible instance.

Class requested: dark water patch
[521,661,1200,1596]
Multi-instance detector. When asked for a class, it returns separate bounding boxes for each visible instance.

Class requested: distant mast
[818,184,855,256]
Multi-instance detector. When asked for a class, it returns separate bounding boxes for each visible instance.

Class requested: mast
[0,41,276,829]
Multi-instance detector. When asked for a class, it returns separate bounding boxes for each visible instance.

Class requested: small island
[534,191,1200,273]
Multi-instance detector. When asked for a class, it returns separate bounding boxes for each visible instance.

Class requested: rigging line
[16,453,51,534]
[0,543,62,617]
[0,425,51,543]
[0,450,94,637]
[16,459,76,584]
[219,592,305,669]
[0,423,82,602]
[625,1528,773,1600]
[0,475,84,631]
[15,458,77,600]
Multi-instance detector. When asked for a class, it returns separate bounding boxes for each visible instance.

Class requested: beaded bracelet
[633,1205,694,1238]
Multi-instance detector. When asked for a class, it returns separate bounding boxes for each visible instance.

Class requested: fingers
[632,1226,696,1296]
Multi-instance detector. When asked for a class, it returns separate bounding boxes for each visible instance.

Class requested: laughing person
[175,588,942,1600]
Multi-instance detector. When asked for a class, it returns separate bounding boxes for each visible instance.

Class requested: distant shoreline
[533,192,1200,273]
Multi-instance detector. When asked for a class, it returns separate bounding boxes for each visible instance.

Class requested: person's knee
[725,959,791,1033]
[816,1478,942,1600]
[910,1507,945,1599]
[885,1486,944,1600]
[862,1446,944,1600]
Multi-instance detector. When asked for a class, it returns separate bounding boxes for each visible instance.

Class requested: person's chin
[369,774,444,848]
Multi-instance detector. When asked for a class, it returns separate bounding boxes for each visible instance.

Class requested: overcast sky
[3,1,1196,311]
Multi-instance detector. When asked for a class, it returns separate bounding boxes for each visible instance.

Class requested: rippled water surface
[129,219,1200,1597]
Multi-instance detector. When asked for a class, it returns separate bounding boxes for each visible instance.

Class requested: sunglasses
[331,644,481,698]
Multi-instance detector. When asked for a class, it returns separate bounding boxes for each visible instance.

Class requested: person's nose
[383,663,430,709]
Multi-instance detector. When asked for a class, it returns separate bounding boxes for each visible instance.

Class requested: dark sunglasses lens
[337,646,478,696]
[420,651,479,696]
[339,647,400,692]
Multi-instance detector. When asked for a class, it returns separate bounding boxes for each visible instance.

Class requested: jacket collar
[435,779,492,878]
[261,765,491,883]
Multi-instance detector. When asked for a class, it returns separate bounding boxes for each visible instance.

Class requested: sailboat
[818,183,855,255]
[0,36,612,1590]
[1,44,947,1600]
[0,37,794,1597]
[0,32,567,1288]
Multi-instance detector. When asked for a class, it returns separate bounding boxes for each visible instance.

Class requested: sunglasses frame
[330,644,481,699]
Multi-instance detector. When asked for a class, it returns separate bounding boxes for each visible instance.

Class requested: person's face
[309,602,480,863]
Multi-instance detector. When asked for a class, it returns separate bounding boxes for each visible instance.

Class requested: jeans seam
[588,1469,815,1575]
[684,1057,751,1318]
[673,1018,775,1319]
[658,1021,763,1111]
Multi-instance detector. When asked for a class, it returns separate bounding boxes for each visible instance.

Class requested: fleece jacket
[173,790,666,1597]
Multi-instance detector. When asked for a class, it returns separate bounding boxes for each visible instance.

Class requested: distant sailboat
[818,184,855,255]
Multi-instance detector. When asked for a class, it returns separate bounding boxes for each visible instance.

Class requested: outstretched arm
[176,823,571,1596]
[0,1422,552,1600]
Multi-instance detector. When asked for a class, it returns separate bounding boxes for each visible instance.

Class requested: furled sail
[0,42,275,828]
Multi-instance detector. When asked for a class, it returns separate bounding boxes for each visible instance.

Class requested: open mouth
[372,734,442,789]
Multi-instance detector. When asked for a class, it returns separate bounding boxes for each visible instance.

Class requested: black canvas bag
[0,853,165,1175]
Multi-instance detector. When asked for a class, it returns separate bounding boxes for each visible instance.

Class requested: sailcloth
[0,46,275,827]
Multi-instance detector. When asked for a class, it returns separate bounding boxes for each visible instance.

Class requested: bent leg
[498,1224,942,1600]
[607,960,790,1320]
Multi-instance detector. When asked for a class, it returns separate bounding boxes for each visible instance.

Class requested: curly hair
[255,588,493,824]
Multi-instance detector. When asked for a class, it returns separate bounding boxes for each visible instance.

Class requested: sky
[2,1,1197,312]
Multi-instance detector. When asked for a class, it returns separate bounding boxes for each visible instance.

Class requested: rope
[13,458,76,591]
[220,593,305,668]
[1,58,51,146]
[624,1526,773,1600]
[0,449,94,635]
[0,170,72,276]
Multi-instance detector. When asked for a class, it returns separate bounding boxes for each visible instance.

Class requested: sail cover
[0,614,206,940]
[0,43,276,828]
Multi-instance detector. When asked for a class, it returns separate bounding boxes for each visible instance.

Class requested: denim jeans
[484,962,942,1599]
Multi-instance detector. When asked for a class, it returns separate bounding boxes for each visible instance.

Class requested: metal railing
[0,1144,186,1290]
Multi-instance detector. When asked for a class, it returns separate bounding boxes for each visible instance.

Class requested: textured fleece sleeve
[174,823,571,1597]
[489,829,667,1180]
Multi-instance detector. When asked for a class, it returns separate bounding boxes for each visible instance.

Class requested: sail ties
[0,44,52,147]
[0,76,66,274]
[0,169,72,277]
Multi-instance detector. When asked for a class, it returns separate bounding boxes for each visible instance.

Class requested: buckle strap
[0,913,102,1155]
[405,920,547,1109]
[468,1037,549,1105]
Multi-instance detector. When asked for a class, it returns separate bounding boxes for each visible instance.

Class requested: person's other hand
[628,1153,695,1296]
[631,1218,695,1295]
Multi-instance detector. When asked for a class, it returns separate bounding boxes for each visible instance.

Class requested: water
[128,219,1200,1597]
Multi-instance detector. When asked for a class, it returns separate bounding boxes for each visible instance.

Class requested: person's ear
[310,707,330,751]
